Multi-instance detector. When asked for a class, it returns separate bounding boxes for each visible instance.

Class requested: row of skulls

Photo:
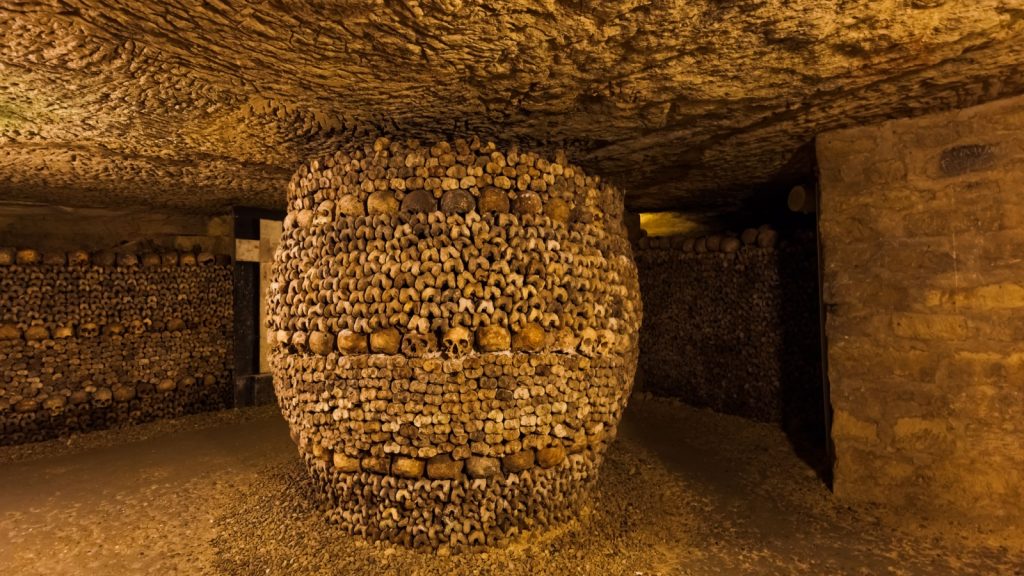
[273,322,625,359]
[0,248,228,267]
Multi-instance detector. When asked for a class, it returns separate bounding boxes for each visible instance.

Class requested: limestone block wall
[634,228,821,428]
[818,94,1024,531]
[268,137,642,550]
[0,248,234,445]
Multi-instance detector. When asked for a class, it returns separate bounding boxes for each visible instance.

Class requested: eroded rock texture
[2,1,1024,214]
[267,138,642,549]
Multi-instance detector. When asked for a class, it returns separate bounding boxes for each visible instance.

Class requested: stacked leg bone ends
[268,137,642,550]
[0,248,233,445]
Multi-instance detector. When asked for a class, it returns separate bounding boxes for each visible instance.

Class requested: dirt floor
[0,397,1021,576]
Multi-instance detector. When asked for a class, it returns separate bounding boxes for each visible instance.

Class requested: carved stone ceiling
[2,1,1023,216]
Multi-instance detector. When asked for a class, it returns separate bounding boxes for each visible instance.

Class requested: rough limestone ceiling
[1,1,1023,215]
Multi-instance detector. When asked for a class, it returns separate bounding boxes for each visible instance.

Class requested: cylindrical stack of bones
[268,137,642,550]
[0,248,233,446]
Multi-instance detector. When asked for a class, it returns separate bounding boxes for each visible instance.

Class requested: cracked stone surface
[2,1,1023,215]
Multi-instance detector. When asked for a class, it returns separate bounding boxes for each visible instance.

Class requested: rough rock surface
[2,1,1024,214]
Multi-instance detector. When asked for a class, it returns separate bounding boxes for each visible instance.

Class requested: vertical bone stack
[268,137,642,549]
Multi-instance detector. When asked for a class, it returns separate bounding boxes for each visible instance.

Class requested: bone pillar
[268,137,642,549]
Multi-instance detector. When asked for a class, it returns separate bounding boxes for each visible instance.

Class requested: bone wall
[634,227,822,431]
[0,248,234,446]
[268,137,642,550]
[818,94,1024,535]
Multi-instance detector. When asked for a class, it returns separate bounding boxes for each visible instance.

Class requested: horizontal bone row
[268,212,637,336]
[275,352,630,462]
[271,322,625,359]
[0,266,232,329]
[309,450,598,550]
[288,137,626,235]
[0,248,231,267]
[0,333,231,445]
[636,225,778,253]
[271,139,642,549]
[0,383,228,447]
[0,263,234,446]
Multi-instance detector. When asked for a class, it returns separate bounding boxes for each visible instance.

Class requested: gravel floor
[0,398,1021,575]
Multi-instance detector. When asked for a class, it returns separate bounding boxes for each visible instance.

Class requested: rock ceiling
[1,1,1023,216]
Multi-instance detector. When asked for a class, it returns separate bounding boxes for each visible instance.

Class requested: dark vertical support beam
[232,206,284,407]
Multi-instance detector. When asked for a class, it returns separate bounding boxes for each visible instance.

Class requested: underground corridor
[2,2,1024,575]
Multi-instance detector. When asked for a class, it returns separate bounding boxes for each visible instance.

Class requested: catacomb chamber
[267,137,642,548]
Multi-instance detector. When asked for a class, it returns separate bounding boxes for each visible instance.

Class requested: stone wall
[0,248,234,445]
[634,229,822,437]
[818,94,1024,532]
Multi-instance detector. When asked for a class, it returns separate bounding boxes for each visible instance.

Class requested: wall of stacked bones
[0,248,234,446]
[268,137,642,550]
[634,227,821,425]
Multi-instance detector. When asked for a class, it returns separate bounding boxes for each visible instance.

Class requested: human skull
[24,325,50,341]
[544,198,572,223]
[116,253,138,267]
[513,192,543,215]
[128,319,146,335]
[93,387,113,407]
[0,324,22,340]
[440,190,476,214]
[52,325,74,339]
[478,188,510,213]
[78,323,100,338]
[367,190,399,215]
[197,252,216,266]
[309,331,334,356]
[43,395,66,416]
[337,330,368,355]
[166,318,186,332]
[401,190,436,213]
[103,323,125,337]
[179,252,198,266]
[295,209,314,228]
[475,325,510,352]
[291,331,308,353]
[511,322,546,352]
[551,327,580,354]
[314,200,335,226]
[67,250,90,266]
[370,327,402,354]
[442,326,472,358]
[578,327,598,357]
[596,329,617,355]
[400,332,436,357]
[15,249,40,265]
[0,247,13,266]
[337,194,365,217]
[112,385,136,402]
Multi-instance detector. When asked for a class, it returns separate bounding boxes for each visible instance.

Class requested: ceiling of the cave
[1,1,1023,216]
